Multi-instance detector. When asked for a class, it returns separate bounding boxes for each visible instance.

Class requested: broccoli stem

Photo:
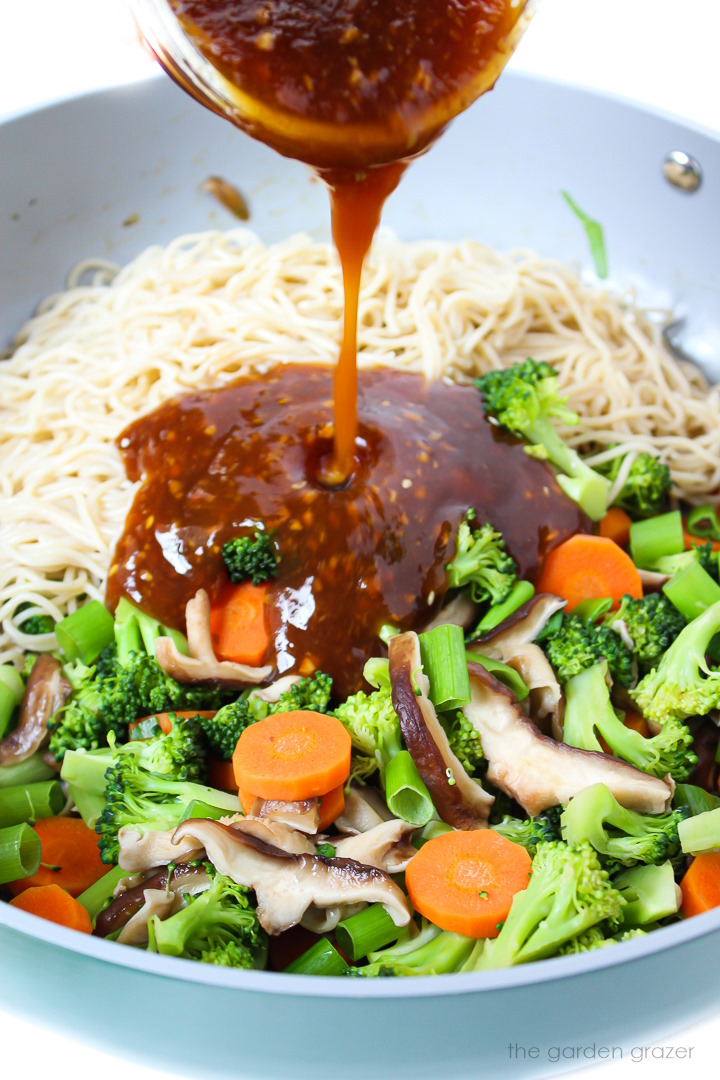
[0,781,64,829]
[114,598,188,664]
[0,754,56,790]
[473,581,535,636]
[527,416,611,522]
[284,938,348,976]
[678,807,720,855]
[0,822,41,885]
[384,750,435,827]
[335,904,402,961]
[76,864,128,923]
[465,651,529,701]
[55,601,116,665]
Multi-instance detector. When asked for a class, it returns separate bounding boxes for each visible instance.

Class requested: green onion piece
[0,683,16,741]
[0,822,41,885]
[0,781,64,829]
[629,511,684,569]
[413,819,454,850]
[674,783,720,816]
[284,938,348,976]
[0,754,55,790]
[129,717,162,741]
[418,624,470,710]
[572,597,613,624]
[55,601,115,664]
[474,580,535,636]
[561,191,608,279]
[179,799,232,822]
[77,864,128,923]
[0,665,25,706]
[663,562,720,621]
[678,807,720,855]
[686,504,720,542]
[67,784,107,829]
[336,904,401,961]
[534,609,564,644]
[465,652,529,701]
[315,843,336,859]
[384,751,435,827]
[379,624,399,645]
[363,657,390,691]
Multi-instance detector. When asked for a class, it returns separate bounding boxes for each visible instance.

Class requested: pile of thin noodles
[2,228,719,664]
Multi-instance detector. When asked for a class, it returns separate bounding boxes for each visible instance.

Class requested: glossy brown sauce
[166,0,529,478]
[109,366,586,698]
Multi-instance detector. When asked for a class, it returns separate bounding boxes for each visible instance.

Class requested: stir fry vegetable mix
[3,360,720,973]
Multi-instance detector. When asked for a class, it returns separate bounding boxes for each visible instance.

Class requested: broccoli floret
[445,513,517,606]
[334,684,402,783]
[476,359,611,520]
[631,599,720,725]
[148,868,268,969]
[543,614,634,688]
[491,807,563,855]
[359,922,475,977]
[595,452,671,518]
[48,634,229,763]
[564,661,697,781]
[439,710,484,776]
[221,531,279,585]
[19,614,56,635]
[557,926,647,954]
[606,593,686,673]
[199,672,333,761]
[465,841,624,969]
[649,542,720,582]
[94,754,241,864]
[561,783,687,868]
[125,715,207,783]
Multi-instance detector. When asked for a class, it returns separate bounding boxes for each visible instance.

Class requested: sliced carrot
[210,582,271,667]
[237,780,345,830]
[680,852,720,918]
[405,829,532,938]
[536,534,642,612]
[598,507,632,548]
[683,528,720,553]
[6,817,106,899]
[208,757,238,793]
[232,711,351,802]
[129,709,217,737]
[9,884,93,934]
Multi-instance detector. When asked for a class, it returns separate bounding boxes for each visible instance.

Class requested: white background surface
[2,1,720,1078]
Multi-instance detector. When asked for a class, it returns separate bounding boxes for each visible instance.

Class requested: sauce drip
[165,0,530,478]
[109,366,586,698]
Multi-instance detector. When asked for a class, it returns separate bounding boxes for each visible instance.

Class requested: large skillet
[1,72,719,1078]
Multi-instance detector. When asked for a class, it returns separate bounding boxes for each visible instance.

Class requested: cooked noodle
[2,228,719,664]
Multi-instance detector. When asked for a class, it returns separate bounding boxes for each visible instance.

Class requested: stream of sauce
[167,0,530,479]
[109,367,585,697]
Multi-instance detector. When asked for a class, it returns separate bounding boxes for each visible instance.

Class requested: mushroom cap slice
[334,784,393,835]
[468,594,566,662]
[463,662,673,815]
[506,643,564,737]
[0,654,71,766]
[155,589,272,687]
[172,818,411,935]
[95,863,211,939]
[118,826,206,872]
[331,819,417,874]
[389,631,493,829]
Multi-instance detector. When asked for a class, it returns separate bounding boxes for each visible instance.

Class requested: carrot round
[209,757,239,793]
[10,884,93,934]
[536,534,642,611]
[599,507,632,548]
[211,582,271,667]
[405,829,532,938]
[680,852,720,918]
[237,779,345,830]
[6,816,106,898]
[232,711,351,802]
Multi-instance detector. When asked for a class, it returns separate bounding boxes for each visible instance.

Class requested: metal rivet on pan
[663,150,703,192]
